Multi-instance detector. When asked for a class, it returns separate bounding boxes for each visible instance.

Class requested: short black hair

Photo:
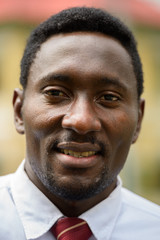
[20,7,144,97]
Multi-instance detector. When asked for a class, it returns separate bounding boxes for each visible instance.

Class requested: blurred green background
[0,0,160,205]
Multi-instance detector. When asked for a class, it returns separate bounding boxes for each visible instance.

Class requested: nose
[62,97,101,135]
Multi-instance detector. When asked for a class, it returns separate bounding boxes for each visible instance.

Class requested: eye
[100,94,120,102]
[45,89,66,97]
[97,92,121,108]
[43,87,70,103]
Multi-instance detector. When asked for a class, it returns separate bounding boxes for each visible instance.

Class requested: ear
[13,88,25,134]
[132,98,145,144]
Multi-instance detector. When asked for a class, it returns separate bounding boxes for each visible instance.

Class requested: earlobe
[13,88,25,134]
[132,98,145,144]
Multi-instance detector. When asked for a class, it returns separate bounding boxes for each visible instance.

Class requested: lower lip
[55,152,100,168]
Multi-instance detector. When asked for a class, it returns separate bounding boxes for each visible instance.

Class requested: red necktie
[51,217,92,240]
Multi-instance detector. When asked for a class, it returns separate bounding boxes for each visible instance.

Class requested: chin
[31,158,116,201]
[42,170,115,201]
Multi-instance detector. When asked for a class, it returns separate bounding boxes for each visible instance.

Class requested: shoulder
[0,174,15,208]
[112,188,160,239]
[0,173,17,212]
[121,187,160,218]
[0,174,26,238]
[120,187,160,236]
[0,173,13,192]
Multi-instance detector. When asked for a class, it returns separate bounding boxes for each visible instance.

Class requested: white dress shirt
[0,160,160,240]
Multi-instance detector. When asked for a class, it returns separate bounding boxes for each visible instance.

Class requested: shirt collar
[80,177,122,240]
[11,160,63,239]
[11,160,122,240]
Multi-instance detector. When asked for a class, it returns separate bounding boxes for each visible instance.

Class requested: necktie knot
[51,217,92,240]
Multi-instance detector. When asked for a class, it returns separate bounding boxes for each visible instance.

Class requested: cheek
[109,110,137,139]
[104,110,138,172]
[23,101,67,136]
[101,108,138,152]
[22,102,66,163]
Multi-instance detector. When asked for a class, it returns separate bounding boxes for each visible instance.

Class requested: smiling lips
[60,149,96,158]
[57,142,100,157]
[56,141,101,167]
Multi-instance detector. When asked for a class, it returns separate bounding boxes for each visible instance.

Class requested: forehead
[28,32,136,90]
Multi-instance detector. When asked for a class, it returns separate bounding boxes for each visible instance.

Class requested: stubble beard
[31,159,115,201]
[30,135,116,201]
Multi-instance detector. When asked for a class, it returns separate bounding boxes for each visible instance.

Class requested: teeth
[64,149,69,155]
[61,149,96,157]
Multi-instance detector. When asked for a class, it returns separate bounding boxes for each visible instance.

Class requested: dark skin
[13,32,144,217]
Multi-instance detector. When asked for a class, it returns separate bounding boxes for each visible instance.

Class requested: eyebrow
[39,72,128,92]
[39,73,71,84]
[99,77,128,93]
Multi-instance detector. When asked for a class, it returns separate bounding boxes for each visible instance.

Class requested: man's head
[13,7,145,206]
[20,7,143,98]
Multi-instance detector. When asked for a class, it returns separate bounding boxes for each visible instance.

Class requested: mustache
[46,132,107,155]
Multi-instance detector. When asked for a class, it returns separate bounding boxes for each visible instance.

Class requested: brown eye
[46,90,65,97]
[101,94,119,101]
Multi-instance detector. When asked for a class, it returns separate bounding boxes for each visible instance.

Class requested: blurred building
[0,0,160,204]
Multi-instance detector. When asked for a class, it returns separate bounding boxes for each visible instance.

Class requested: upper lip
[57,142,101,152]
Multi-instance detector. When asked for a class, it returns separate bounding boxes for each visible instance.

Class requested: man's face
[14,32,144,201]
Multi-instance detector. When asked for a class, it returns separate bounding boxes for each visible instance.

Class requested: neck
[24,161,117,217]
[44,181,116,217]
